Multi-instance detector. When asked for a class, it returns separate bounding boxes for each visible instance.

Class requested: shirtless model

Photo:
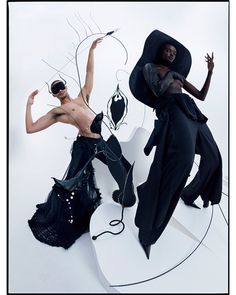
[27,38,136,249]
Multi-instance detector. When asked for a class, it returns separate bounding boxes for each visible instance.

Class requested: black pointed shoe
[112,189,121,202]
[203,200,210,208]
[140,243,151,260]
[112,189,136,207]
[183,200,201,209]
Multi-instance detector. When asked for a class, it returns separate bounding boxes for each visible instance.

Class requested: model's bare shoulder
[75,86,91,104]
[41,107,67,126]
[49,106,67,118]
[73,91,89,106]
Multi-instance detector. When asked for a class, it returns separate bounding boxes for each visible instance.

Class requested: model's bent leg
[181,123,222,207]
[137,146,195,246]
[95,138,136,207]
[136,106,197,247]
[63,140,93,179]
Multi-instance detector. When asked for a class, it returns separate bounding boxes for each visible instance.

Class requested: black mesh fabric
[28,162,101,249]
[28,112,135,249]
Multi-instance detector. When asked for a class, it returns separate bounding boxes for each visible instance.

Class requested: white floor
[9,128,228,293]
[90,198,228,293]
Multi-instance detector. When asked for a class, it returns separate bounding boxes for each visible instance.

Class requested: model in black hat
[129,30,222,259]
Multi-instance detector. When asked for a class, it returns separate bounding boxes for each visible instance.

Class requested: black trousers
[136,102,222,245]
[28,135,134,249]
[65,135,132,192]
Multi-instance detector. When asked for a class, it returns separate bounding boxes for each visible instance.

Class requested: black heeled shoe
[183,201,201,209]
[140,243,151,259]
[203,200,209,208]
[112,189,136,207]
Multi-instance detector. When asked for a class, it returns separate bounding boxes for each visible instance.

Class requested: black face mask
[51,81,66,94]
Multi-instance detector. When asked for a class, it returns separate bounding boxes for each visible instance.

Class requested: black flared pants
[65,136,132,194]
[28,135,134,249]
[136,103,222,245]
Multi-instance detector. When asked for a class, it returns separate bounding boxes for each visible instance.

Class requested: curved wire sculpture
[106,83,128,130]
[38,14,227,284]
[41,14,132,240]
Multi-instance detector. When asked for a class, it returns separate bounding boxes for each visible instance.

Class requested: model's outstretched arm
[25,90,58,133]
[80,37,103,103]
[183,52,214,101]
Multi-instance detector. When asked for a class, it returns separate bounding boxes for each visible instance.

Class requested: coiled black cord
[92,164,134,240]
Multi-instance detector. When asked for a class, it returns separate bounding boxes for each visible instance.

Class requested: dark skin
[156,44,214,101]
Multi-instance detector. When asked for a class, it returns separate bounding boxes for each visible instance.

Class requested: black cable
[72,32,131,240]
[45,30,131,241]
[92,164,134,240]
[109,205,214,288]
[74,31,128,136]
[218,203,228,226]
[43,30,128,136]
[222,191,228,197]
[107,159,226,287]
[91,192,125,241]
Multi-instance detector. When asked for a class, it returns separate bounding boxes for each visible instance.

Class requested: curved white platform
[89,127,228,293]
[90,199,227,293]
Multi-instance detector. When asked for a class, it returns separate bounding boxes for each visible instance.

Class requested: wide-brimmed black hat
[129,30,192,108]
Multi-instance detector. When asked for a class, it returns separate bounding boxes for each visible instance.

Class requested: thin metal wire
[110,205,214,287]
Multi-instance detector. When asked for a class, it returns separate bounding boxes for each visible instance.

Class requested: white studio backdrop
[8,1,228,293]
[9,1,228,176]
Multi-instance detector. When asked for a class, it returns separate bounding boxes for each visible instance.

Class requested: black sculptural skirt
[28,136,102,249]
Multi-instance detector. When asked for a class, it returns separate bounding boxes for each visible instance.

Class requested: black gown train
[28,112,135,249]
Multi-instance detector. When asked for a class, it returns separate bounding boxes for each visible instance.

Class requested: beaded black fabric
[28,162,101,249]
[28,112,135,248]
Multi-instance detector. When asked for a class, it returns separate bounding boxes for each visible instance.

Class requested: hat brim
[129,30,192,108]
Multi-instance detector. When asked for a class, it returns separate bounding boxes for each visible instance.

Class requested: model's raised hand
[205,52,214,72]
[27,89,39,105]
[90,37,103,50]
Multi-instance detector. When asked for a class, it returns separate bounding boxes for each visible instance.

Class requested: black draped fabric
[144,93,208,156]
[135,93,222,245]
[28,161,101,249]
[129,30,222,247]
[28,113,135,249]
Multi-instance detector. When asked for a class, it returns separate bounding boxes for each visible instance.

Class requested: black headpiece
[50,80,66,95]
[45,75,67,94]
[129,30,192,108]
